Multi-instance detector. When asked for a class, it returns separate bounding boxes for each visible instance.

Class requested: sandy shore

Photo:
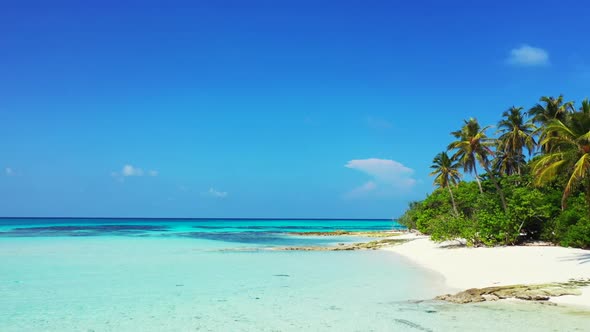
[383,234,590,308]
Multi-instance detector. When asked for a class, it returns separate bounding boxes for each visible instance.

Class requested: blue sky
[1,0,589,218]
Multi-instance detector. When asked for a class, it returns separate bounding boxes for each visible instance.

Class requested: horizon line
[0,217,395,221]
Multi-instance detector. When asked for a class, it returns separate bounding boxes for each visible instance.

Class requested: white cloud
[112,164,158,179]
[345,158,417,197]
[4,167,16,176]
[346,158,416,186]
[205,188,228,198]
[122,164,144,176]
[507,44,549,66]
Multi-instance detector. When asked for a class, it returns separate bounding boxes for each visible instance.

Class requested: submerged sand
[383,234,590,308]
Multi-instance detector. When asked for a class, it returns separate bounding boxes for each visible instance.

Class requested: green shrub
[429,215,476,245]
[398,171,590,248]
[555,195,590,248]
[473,207,515,246]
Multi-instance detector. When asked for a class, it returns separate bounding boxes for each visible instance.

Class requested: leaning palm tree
[430,152,462,216]
[496,106,536,175]
[448,118,508,212]
[532,106,590,210]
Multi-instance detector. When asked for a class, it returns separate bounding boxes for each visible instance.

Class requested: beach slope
[384,235,590,307]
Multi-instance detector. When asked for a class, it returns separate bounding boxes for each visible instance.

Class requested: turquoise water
[0,219,588,331]
[0,218,400,248]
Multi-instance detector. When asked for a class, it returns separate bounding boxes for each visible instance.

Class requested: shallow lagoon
[0,219,588,331]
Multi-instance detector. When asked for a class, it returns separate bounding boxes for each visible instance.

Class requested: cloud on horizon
[506,44,549,66]
[345,158,417,198]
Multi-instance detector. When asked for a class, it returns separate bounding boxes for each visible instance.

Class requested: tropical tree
[495,106,536,175]
[448,118,508,211]
[528,95,574,125]
[529,95,575,153]
[430,151,461,216]
[448,118,486,193]
[532,105,590,211]
[494,151,526,177]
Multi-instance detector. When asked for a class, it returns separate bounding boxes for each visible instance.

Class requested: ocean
[0,218,588,331]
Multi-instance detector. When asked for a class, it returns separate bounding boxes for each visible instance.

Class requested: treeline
[398,95,590,248]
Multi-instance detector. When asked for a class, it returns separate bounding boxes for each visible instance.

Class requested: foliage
[429,151,461,215]
[398,95,590,248]
[495,106,536,176]
[447,118,492,194]
[448,118,508,211]
[554,194,590,249]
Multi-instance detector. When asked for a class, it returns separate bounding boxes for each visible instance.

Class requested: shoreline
[382,234,590,308]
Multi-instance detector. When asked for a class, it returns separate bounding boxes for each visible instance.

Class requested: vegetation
[398,95,590,248]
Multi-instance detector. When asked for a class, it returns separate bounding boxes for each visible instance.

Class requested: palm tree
[448,119,486,193]
[528,95,574,125]
[529,95,575,153]
[532,105,590,210]
[430,152,461,216]
[448,118,508,212]
[495,106,536,175]
[494,150,526,177]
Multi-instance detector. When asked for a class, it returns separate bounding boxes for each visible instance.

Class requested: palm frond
[562,153,590,208]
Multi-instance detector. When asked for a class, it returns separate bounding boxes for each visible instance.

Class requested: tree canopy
[399,95,590,248]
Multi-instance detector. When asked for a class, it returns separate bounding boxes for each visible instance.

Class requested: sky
[1,0,589,218]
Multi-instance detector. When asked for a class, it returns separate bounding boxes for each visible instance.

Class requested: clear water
[0,219,588,331]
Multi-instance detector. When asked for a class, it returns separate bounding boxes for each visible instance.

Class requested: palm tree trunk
[482,164,508,212]
[473,167,484,194]
[448,186,459,216]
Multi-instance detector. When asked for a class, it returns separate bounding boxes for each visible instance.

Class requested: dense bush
[398,175,590,247]
[554,195,590,249]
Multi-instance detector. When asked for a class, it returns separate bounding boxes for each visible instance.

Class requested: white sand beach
[384,234,590,307]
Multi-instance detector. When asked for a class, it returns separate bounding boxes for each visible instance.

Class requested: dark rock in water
[436,289,487,304]
[435,279,590,304]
